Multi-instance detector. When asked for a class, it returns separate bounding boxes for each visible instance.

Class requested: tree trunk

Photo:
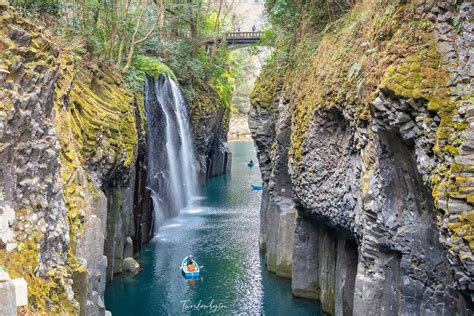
[210,0,223,58]
[109,0,119,62]
[159,0,164,34]
[115,0,132,67]
[189,0,198,57]
[123,0,147,73]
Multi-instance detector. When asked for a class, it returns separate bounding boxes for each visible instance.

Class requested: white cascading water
[155,80,185,210]
[145,75,199,234]
[169,79,198,202]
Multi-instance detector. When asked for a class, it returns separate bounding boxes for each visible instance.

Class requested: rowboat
[181,257,200,279]
[250,185,263,190]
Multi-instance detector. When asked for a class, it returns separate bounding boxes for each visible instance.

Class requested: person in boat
[186,255,196,272]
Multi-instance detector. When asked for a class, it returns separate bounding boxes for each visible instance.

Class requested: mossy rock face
[0,233,78,313]
[250,59,281,109]
[0,6,141,314]
[71,267,89,309]
[191,81,231,130]
[277,2,438,164]
[254,0,473,260]
[251,0,474,311]
[53,45,140,316]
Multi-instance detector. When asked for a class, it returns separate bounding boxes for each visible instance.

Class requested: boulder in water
[122,258,140,275]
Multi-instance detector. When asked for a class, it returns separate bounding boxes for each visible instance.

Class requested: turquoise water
[105,141,323,315]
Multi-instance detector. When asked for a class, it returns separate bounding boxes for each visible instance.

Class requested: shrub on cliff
[125,55,176,91]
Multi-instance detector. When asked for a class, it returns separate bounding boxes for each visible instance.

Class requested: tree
[123,0,159,72]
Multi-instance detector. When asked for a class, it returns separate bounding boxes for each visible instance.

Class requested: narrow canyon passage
[104,142,322,315]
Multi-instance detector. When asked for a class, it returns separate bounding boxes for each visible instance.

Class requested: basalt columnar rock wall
[250,0,473,315]
[192,83,232,179]
[0,4,151,314]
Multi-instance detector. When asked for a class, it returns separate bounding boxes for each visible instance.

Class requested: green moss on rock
[133,55,177,81]
[267,1,439,164]
[250,59,281,109]
[0,6,140,313]
[0,232,78,313]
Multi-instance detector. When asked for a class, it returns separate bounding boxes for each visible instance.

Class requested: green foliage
[156,19,240,111]
[198,11,221,36]
[17,242,25,252]
[12,0,61,15]
[124,55,177,91]
[451,16,462,33]
[265,0,301,32]
[134,55,176,80]
[123,66,145,92]
[167,44,238,110]
[264,0,355,68]
[12,0,241,119]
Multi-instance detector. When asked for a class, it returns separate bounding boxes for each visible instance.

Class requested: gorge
[1,0,474,315]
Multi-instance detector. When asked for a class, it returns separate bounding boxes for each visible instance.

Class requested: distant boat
[248,162,254,168]
[181,257,200,279]
[250,185,263,190]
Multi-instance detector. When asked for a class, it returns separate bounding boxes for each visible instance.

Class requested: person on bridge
[236,26,241,32]
[252,25,256,32]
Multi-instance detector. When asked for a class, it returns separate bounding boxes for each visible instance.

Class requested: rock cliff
[0,4,231,314]
[192,82,232,179]
[250,0,474,314]
[0,4,149,313]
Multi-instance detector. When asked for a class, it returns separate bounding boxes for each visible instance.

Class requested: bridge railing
[224,31,264,40]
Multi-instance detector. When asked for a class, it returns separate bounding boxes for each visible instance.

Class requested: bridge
[205,31,265,50]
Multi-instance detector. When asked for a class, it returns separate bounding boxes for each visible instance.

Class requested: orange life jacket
[187,263,195,272]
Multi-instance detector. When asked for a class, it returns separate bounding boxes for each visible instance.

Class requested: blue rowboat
[181,257,200,279]
[251,185,263,190]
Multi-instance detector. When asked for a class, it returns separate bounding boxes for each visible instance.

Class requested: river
[105,141,322,315]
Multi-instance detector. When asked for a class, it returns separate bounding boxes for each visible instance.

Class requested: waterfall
[145,75,198,233]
